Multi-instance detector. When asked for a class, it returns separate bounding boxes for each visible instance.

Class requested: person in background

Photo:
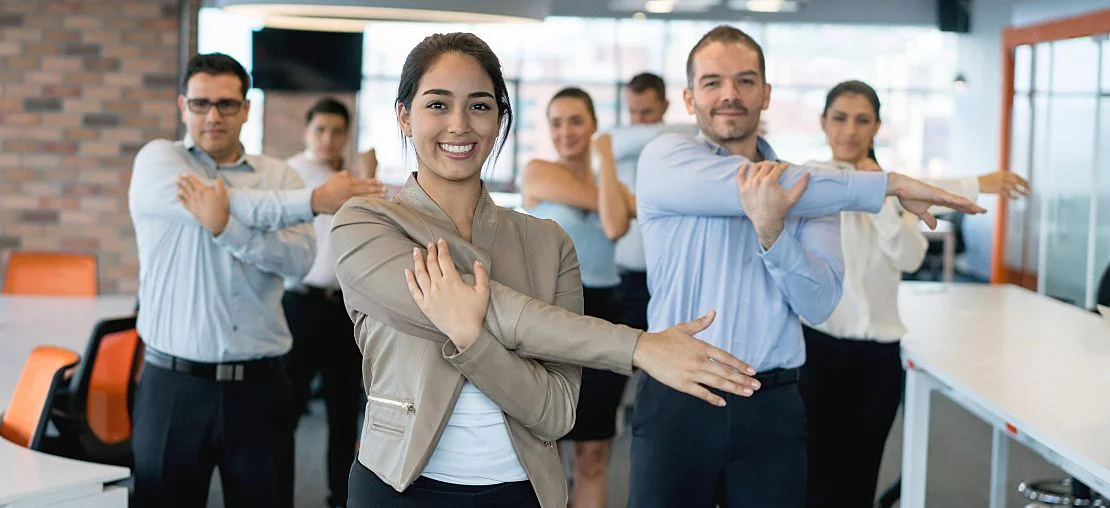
[615,72,670,332]
[800,79,1030,508]
[283,97,387,508]
[630,25,986,507]
[521,87,635,508]
[330,32,762,508]
[625,72,669,126]
[127,53,377,508]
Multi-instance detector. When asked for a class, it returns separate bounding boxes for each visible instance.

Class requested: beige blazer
[331,174,641,507]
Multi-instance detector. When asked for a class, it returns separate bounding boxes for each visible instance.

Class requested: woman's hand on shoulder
[404,239,490,351]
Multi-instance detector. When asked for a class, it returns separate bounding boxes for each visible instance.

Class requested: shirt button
[232,325,239,332]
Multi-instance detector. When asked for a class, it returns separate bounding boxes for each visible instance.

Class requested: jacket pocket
[367,393,415,414]
[369,418,405,437]
[365,393,414,439]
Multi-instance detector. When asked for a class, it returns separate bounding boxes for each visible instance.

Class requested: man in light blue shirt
[128,53,377,508]
[629,26,985,508]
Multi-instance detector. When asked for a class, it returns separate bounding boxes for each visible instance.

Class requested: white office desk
[899,283,1110,507]
[0,295,136,507]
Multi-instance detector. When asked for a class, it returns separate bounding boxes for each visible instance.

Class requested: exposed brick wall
[0,0,199,294]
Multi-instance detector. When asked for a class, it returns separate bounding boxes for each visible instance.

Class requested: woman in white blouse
[799,80,1030,508]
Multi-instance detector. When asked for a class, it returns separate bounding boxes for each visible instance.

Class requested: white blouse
[802,160,979,342]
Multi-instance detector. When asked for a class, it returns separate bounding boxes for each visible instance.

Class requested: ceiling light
[210,0,550,29]
[727,0,806,13]
[644,0,676,14]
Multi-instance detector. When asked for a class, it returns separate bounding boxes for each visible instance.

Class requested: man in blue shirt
[128,53,378,508]
[629,26,985,507]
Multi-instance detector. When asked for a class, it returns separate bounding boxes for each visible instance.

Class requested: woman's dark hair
[823,80,881,161]
[548,87,597,125]
[395,33,513,166]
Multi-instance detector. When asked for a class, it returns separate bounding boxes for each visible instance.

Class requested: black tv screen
[251,28,363,92]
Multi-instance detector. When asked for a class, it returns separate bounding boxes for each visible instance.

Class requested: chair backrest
[1,346,80,449]
[2,252,97,296]
[68,316,141,445]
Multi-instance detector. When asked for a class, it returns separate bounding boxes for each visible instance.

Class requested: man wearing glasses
[127,53,377,508]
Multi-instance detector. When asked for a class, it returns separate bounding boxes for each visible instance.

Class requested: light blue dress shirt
[608,124,698,273]
[528,201,620,289]
[636,133,888,371]
[128,137,316,363]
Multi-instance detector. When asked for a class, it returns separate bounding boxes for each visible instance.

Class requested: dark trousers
[563,286,629,442]
[618,270,650,331]
[283,289,363,507]
[347,460,540,508]
[131,360,294,508]
[629,370,807,508]
[799,326,904,508]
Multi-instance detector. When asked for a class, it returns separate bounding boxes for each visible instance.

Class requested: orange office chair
[48,317,143,466]
[2,251,98,296]
[0,346,81,449]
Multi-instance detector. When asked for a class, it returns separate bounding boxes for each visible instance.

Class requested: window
[199,11,959,188]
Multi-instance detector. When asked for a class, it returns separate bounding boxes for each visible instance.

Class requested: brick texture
[0,0,200,294]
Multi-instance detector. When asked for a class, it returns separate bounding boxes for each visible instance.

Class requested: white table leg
[943,231,955,282]
[989,427,1010,508]
[901,365,934,508]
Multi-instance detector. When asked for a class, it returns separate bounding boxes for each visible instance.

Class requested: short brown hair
[627,72,666,101]
[685,25,766,88]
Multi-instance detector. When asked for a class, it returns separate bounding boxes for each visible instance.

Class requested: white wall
[1011,0,1109,25]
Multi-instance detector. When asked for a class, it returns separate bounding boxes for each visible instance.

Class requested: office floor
[204,389,1066,508]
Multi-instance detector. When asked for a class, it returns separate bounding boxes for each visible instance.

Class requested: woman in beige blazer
[330,33,763,507]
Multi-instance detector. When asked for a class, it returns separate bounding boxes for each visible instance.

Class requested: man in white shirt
[282,97,385,508]
[615,72,670,332]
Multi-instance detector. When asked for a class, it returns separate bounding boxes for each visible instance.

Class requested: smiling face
[821,92,881,164]
[397,52,502,185]
[683,41,771,148]
[547,96,596,159]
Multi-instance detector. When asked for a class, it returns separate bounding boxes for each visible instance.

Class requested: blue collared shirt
[636,133,887,371]
[128,137,316,362]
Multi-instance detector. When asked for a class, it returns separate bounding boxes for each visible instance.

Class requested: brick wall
[0,0,198,294]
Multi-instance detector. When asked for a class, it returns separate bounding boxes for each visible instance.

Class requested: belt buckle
[216,364,245,382]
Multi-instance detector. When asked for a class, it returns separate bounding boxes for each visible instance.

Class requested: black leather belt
[144,348,282,382]
[753,367,800,389]
[304,285,343,303]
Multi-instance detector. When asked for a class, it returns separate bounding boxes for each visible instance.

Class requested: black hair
[548,87,597,125]
[305,97,350,128]
[823,80,882,161]
[395,32,513,164]
[182,52,250,98]
[628,72,666,101]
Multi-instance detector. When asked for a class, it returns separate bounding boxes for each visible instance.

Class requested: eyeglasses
[185,98,244,116]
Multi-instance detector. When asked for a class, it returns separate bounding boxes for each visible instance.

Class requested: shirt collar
[300,149,345,171]
[183,134,254,172]
[695,131,780,162]
[397,172,500,254]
